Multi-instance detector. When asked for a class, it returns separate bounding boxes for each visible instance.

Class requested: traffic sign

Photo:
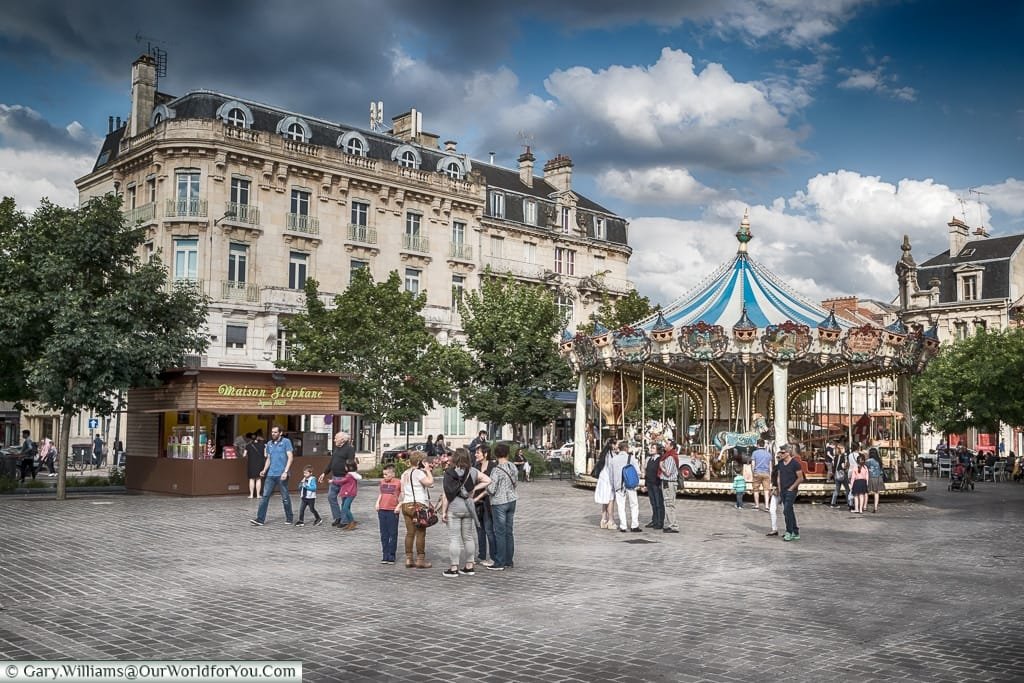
[88,418,100,429]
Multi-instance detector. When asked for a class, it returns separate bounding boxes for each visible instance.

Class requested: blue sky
[1,0,1022,307]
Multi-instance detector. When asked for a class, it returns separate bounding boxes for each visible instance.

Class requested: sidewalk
[1,478,1023,681]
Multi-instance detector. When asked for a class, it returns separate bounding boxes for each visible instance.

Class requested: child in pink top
[336,463,363,530]
[849,455,870,514]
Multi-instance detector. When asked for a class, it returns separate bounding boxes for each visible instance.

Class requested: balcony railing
[286,213,320,235]
[220,280,260,303]
[485,256,546,280]
[225,202,260,225]
[166,278,207,295]
[123,202,156,225]
[402,234,430,253]
[421,304,454,326]
[347,224,378,244]
[165,198,208,218]
[449,242,473,260]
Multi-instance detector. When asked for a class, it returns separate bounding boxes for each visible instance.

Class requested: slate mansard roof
[92,90,628,245]
[915,234,1024,302]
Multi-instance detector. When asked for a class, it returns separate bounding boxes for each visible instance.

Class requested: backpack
[621,455,640,491]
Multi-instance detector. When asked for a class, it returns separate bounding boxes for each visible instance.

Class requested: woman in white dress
[593,440,616,529]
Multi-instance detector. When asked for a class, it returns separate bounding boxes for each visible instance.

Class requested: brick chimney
[543,154,573,193]
[518,148,535,188]
[129,54,157,138]
[948,217,970,256]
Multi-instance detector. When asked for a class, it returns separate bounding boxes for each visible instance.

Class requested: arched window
[337,131,368,157]
[436,155,468,180]
[216,101,254,128]
[153,113,163,125]
[391,144,422,169]
[275,116,312,143]
[151,104,175,127]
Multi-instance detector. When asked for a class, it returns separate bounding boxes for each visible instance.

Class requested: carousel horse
[713,414,769,454]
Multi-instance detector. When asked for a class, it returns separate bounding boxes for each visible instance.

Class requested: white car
[548,442,574,460]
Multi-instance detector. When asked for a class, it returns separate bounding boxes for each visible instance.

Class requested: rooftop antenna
[135,33,168,86]
[968,187,987,229]
[516,129,535,154]
[369,101,384,132]
[956,194,969,223]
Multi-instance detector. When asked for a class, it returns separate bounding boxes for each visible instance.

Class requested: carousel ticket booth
[126,368,346,495]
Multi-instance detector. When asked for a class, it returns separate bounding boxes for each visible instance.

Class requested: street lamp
[213,208,237,226]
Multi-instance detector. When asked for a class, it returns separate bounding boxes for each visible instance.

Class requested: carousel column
[573,373,588,477]
[772,362,790,447]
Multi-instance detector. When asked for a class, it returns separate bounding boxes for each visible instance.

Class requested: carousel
[561,212,939,497]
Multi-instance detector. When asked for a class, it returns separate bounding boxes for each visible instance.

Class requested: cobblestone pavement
[2,475,1023,682]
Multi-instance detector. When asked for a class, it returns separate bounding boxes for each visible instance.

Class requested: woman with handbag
[398,452,436,569]
[866,447,885,513]
[440,449,491,577]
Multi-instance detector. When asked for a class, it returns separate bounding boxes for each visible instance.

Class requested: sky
[1,0,1022,311]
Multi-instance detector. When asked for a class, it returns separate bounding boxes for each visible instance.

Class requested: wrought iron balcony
[347,224,378,244]
[225,202,260,225]
[220,280,260,303]
[286,213,320,235]
[449,242,473,260]
[402,234,430,253]
[165,198,208,218]
[123,202,156,225]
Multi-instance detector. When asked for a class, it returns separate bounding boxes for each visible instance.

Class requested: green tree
[913,328,1024,434]
[0,195,209,499]
[457,272,573,432]
[280,269,468,460]
[578,289,655,334]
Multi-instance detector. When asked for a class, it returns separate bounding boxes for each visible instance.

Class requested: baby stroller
[948,462,974,491]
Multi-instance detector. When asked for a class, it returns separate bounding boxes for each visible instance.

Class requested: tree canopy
[279,269,468,456]
[457,272,573,429]
[912,328,1024,434]
[0,195,209,497]
[578,288,655,334]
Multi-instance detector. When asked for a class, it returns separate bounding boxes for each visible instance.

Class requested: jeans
[378,510,399,562]
[647,479,664,527]
[19,458,36,482]
[328,481,342,522]
[339,496,354,525]
[298,498,320,522]
[830,478,850,507]
[447,510,476,568]
[735,492,745,507]
[662,481,678,530]
[492,500,517,568]
[782,490,798,535]
[256,475,293,523]
[475,501,495,562]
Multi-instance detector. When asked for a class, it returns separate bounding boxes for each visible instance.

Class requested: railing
[399,167,431,183]
[347,224,378,244]
[166,278,207,295]
[421,304,453,326]
[165,198,208,218]
[402,234,430,253]
[284,139,320,157]
[226,202,260,225]
[123,202,156,225]
[286,213,320,235]
[220,280,260,303]
[485,256,545,280]
[449,242,472,260]
[344,154,377,171]
[223,124,261,143]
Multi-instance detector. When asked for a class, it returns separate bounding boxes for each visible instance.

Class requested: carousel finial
[736,209,752,254]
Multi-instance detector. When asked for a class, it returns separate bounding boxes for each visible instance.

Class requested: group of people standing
[247,427,520,576]
[828,442,885,513]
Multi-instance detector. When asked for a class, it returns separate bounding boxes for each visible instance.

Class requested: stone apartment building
[57,54,633,451]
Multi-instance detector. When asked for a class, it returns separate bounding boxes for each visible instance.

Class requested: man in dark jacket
[467,429,488,455]
[319,431,356,527]
[643,443,664,529]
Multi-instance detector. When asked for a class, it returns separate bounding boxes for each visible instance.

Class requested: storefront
[126,368,351,495]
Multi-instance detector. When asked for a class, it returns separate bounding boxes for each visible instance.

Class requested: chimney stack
[444,140,457,153]
[948,216,970,256]
[543,154,574,193]
[108,116,114,133]
[518,147,535,188]
[129,54,158,137]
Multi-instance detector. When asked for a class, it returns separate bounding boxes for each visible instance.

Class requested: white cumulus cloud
[596,167,719,205]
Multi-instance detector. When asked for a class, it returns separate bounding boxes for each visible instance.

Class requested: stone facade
[68,55,633,449]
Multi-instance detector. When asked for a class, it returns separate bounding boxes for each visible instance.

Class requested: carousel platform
[573,475,927,497]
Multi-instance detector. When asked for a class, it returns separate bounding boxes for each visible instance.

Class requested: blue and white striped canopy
[641,253,851,331]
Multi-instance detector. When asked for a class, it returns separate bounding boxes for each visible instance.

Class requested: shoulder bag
[409,469,439,528]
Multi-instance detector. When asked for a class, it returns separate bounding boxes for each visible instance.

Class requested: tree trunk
[375,422,383,467]
[57,408,73,501]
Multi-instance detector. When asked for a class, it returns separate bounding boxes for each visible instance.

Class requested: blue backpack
[621,454,640,490]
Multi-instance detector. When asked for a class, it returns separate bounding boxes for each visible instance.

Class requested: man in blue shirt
[750,439,772,512]
[251,425,294,526]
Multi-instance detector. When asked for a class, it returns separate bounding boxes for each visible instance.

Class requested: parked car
[677,453,706,480]
[547,441,574,460]
[380,442,430,465]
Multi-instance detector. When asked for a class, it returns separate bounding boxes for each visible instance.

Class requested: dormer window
[150,103,175,127]
[391,144,422,169]
[216,101,253,128]
[436,155,468,180]
[594,216,606,240]
[959,247,976,257]
[444,162,462,180]
[489,191,505,218]
[337,131,369,157]
[275,116,312,143]
[962,275,978,301]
